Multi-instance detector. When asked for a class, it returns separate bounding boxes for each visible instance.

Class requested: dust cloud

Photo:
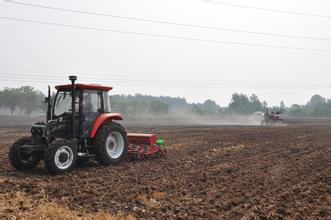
[121,113,266,127]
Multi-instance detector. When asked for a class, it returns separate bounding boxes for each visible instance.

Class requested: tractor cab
[52,83,112,139]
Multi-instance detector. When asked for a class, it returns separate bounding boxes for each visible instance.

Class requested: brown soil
[0,123,330,219]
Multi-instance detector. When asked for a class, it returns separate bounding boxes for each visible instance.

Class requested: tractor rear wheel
[44,139,77,174]
[94,121,128,166]
[9,137,40,170]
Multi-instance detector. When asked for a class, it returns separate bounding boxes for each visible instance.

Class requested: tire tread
[44,138,77,174]
[9,136,40,170]
[94,121,128,166]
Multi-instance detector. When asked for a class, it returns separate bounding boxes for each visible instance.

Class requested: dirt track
[0,123,330,219]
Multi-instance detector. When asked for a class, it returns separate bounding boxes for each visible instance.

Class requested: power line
[0,70,238,85]
[6,69,331,90]
[0,72,330,90]
[204,0,331,18]
[1,77,328,90]
[0,71,319,86]
[0,67,194,83]
[4,0,331,42]
[0,73,241,86]
[1,16,331,53]
[0,72,241,86]
[0,71,263,87]
[3,67,328,89]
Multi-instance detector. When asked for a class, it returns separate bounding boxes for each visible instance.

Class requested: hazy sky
[0,0,331,106]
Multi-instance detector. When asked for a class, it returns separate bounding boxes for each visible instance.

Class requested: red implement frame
[127,133,166,160]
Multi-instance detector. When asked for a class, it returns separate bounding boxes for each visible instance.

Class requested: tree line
[226,93,331,117]
[286,94,331,117]
[112,93,331,118]
[0,86,45,117]
[0,86,330,118]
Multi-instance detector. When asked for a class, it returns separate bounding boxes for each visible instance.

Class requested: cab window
[53,90,79,118]
[103,91,111,112]
[83,90,102,113]
[83,90,102,132]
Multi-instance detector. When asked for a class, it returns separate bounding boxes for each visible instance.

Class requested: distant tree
[228,93,251,114]
[112,94,189,116]
[111,100,131,116]
[2,88,20,115]
[285,94,331,117]
[148,100,169,115]
[191,104,203,115]
[249,94,264,112]
[280,101,286,112]
[228,93,265,115]
[19,86,39,117]
[326,99,331,117]
[129,101,148,117]
[190,100,221,115]
[36,90,46,112]
[0,90,4,108]
[202,100,220,114]
[308,94,326,107]
[0,86,45,116]
[287,104,304,117]
[307,94,327,117]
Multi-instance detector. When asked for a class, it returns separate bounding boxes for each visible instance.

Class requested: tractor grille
[31,124,47,137]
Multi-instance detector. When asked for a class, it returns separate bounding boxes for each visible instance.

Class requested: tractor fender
[90,113,123,138]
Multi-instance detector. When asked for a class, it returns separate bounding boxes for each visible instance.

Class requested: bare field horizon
[1,114,331,128]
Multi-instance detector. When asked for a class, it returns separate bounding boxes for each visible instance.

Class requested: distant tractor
[264,108,284,125]
[9,76,165,174]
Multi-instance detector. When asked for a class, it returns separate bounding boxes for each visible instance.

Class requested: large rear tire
[44,139,77,174]
[9,137,40,170]
[94,121,128,166]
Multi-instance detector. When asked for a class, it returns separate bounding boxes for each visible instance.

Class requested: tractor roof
[55,83,113,91]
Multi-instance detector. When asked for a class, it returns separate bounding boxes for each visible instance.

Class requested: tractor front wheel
[44,139,77,174]
[94,121,128,166]
[9,137,40,170]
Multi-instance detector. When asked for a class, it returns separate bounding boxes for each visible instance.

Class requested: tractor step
[127,133,166,160]
[77,152,95,158]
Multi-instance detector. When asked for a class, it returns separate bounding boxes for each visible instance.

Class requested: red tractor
[9,76,165,174]
[264,108,284,125]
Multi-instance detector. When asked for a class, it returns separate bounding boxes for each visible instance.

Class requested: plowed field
[0,123,330,219]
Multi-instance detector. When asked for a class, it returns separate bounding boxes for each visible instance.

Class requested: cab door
[82,90,103,135]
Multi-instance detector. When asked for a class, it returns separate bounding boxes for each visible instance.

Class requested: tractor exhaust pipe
[69,75,77,139]
[46,85,51,122]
